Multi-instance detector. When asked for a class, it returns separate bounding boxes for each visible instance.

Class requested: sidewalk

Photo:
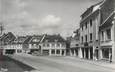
[65,56,115,70]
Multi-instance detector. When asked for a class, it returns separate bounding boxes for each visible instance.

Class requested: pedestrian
[109,53,112,63]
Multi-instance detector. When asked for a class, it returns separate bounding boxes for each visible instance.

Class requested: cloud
[41,15,61,27]
[15,0,27,7]
[1,0,102,37]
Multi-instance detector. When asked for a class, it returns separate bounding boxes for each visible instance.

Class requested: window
[47,44,50,47]
[52,43,55,47]
[90,33,92,41]
[85,35,87,42]
[90,19,92,27]
[56,50,60,54]
[82,25,83,31]
[85,22,87,29]
[61,43,65,47]
[17,49,22,53]
[33,39,40,42]
[76,44,79,46]
[101,31,104,41]
[81,36,83,43]
[57,43,60,47]
[106,29,111,40]
[51,49,55,54]
[43,44,45,47]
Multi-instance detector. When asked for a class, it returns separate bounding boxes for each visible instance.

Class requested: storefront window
[17,49,22,53]
[56,50,60,54]
[51,49,55,54]
[102,48,109,58]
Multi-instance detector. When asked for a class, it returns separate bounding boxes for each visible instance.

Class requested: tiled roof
[81,0,104,18]
[100,0,115,24]
[99,11,115,29]
[42,34,65,43]
[0,32,16,45]
[23,36,32,44]
[0,33,7,40]
[28,35,43,44]
[12,36,27,44]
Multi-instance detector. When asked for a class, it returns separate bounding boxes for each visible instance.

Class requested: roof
[99,11,115,29]
[42,34,66,43]
[80,0,107,25]
[100,0,115,24]
[0,32,16,45]
[12,36,27,44]
[23,36,32,44]
[81,0,104,18]
[28,35,44,44]
[0,33,7,40]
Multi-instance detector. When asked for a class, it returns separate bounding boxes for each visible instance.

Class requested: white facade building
[40,34,66,56]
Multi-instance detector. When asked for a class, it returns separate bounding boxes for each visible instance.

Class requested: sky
[0,0,102,37]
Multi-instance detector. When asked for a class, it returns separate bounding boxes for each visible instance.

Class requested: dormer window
[55,39,58,42]
[45,40,48,42]
[33,39,40,42]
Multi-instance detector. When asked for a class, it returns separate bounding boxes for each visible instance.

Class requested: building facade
[27,35,45,55]
[11,36,28,54]
[69,29,80,56]
[79,0,115,62]
[0,32,16,55]
[40,34,66,56]
[80,2,102,59]
[99,0,115,61]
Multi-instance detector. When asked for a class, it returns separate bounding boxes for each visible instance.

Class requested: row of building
[0,33,66,56]
[68,0,115,62]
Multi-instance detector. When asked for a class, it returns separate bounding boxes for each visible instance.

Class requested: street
[11,54,115,72]
[0,55,36,72]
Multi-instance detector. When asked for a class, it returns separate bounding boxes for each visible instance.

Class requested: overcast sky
[0,0,102,37]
